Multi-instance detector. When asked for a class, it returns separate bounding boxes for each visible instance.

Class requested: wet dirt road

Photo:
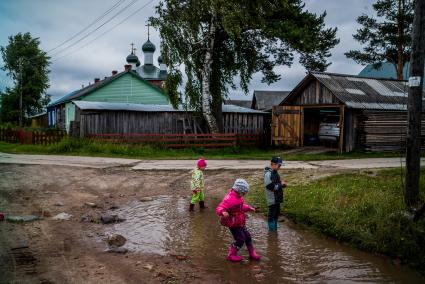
[105,196,423,284]
[0,164,424,283]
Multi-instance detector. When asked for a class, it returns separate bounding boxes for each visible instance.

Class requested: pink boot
[247,244,261,261]
[227,245,243,262]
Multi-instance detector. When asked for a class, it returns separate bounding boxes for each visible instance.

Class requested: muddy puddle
[104,195,423,283]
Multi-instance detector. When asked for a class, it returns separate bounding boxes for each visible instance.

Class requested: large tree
[0,32,50,125]
[345,0,414,80]
[151,0,339,132]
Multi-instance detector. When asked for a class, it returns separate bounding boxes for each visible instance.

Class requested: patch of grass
[0,139,407,160]
[247,168,425,272]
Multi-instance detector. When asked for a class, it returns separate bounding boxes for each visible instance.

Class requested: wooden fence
[89,133,263,148]
[0,127,66,145]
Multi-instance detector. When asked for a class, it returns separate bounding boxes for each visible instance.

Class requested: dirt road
[1,162,423,283]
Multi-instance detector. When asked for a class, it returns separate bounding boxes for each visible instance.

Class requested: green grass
[247,168,425,272]
[0,138,404,160]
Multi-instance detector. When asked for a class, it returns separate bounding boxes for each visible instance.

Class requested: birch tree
[151,0,339,132]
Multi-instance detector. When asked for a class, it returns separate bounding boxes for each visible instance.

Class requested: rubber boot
[227,245,243,262]
[199,201,207,209]
[268,220,276,231]
[273,219,278,230]
[247,244,261,261]
[189,203,195,212]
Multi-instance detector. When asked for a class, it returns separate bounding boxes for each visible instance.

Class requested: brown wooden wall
[77,109,267,137]
[287,80,340,105]
[356,110,425,152]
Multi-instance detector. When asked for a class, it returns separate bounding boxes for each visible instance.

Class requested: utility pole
[405,0,425,207]
[18,57,23,127]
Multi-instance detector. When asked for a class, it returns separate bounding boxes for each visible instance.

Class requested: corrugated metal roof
[224,99,252,108]
[310,72,414,110]
[253,90,290,110]
[73,101,267,114]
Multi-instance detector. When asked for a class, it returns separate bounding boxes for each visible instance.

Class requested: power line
[50,0,139,58]
[53,0,156,62]
[46,0,127,53]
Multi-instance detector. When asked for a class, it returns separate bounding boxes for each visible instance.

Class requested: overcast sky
[0,0,374,101]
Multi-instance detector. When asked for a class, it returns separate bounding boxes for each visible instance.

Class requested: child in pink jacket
[216,178,261,262]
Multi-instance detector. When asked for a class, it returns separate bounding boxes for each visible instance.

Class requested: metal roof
[73,101,267,114]
[284,72,418,111]
[252,90,290,111]
[136,64,167,80]
[224,99,252,108]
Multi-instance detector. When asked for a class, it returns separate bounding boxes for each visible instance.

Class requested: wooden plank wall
[290,80,340,105]
[357,110,425,152]
[78,110,267,137]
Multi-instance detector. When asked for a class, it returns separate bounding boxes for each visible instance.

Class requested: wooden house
[272,72,425,152]
[72,101,268,137]
[47,69,170,132]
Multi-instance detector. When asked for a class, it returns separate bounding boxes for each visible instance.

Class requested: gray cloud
[0,0,375,102]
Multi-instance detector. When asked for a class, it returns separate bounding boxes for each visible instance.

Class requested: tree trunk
[405,0,425,208]
[397,0,405,80]
[201,13,219,133]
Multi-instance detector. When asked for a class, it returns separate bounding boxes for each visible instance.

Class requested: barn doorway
[302,107,341,149]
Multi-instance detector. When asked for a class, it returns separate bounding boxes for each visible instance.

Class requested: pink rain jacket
[216,189,253,228]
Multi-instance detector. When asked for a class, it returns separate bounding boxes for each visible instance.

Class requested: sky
[0,0,374,102]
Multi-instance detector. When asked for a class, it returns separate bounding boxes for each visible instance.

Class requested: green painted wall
[65,102,75,133]
[81,73,169,104]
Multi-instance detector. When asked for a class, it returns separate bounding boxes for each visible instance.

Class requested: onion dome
[126,52,139,64]
[136,59,141,67]
[142,39,156,53]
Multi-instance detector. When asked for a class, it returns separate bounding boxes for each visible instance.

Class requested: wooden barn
[272,72,425,152]
[72,101,269,138]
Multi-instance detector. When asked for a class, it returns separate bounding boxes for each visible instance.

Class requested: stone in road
[1,152,423,170]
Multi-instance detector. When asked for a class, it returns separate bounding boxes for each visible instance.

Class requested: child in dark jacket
[216,179,261,262]
[264,156,287,231]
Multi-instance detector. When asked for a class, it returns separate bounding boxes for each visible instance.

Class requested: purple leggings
[230,227,252,249]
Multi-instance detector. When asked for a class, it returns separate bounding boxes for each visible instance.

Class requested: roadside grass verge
[246,168,425,272]
[0,138,404,160]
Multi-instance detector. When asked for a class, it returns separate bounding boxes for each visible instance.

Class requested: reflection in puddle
[105,196,423,283]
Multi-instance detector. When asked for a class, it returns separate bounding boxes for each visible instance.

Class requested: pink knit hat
[197,159,207,168]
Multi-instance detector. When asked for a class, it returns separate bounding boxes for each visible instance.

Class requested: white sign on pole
[408,76,422,87]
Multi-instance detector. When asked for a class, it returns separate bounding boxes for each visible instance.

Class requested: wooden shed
[272,72,425,152]
[72,101,269,138]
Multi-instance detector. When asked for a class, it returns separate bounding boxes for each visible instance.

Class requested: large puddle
[105,196,424,283]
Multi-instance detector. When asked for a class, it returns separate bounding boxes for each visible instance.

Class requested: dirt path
[1,164,423,283]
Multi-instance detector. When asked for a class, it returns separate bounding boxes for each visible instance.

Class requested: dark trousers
[268,203,280,222]
[229,227,252,249]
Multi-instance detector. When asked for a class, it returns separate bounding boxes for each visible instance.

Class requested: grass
[246,168,425,272]
[0,138,405,160]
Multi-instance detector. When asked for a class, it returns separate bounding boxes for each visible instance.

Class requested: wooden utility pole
[405,0,425,207]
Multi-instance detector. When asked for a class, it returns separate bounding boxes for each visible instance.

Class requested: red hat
[197,159,207,168]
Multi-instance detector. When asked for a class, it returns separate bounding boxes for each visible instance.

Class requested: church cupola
[142,24,156,65]
[126,43,139,70]
[158,55,167,72]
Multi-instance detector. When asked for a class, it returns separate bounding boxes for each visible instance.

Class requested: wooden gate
[272,106,302,147]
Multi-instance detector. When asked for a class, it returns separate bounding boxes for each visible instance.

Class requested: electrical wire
[46,0,127,53]
[49,0,139,58]
[53,0,156,62]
